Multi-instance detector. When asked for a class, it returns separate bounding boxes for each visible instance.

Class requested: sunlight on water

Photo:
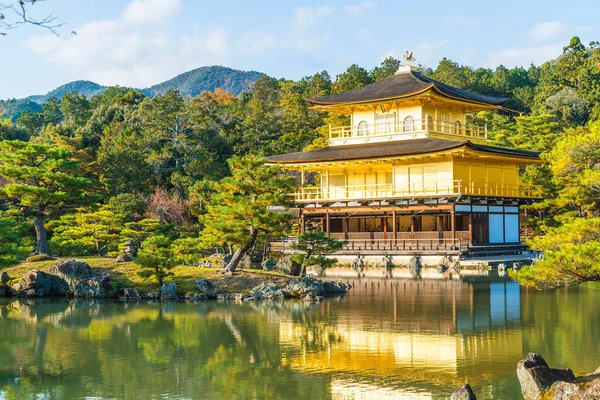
[0,279,598,399]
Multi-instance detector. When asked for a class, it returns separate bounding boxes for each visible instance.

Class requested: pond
[0,278,598,399]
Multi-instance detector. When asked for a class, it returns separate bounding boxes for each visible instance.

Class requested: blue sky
[2,0,598,99]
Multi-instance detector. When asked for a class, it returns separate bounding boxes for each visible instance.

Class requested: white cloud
[122,0,181,24]
[344,1,375,15]
[23,0,230,89]
[238,31,275,55]
[290,5,334,52]
[528,22,566,43]
[486,43,562,67]
[292,5,333,30]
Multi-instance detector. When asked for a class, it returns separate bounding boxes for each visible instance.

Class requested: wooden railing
[271,237,469,254]
[294,180,542,201]
[329,119,487,141]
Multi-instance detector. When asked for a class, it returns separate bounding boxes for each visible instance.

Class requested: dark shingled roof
[267,139,540,164]
[307,70,509,106]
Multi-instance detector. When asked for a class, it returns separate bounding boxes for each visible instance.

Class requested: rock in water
[120,288,141,301]
[194,278,218,298]
[251,282,289,299]
[517,352,575,400]
[450,384,477,400]
[285,277,325,297]
[302,293,324,302]
[49,259,92,288]
[161,282,177,299]
[408,255,422,278]
[73,274,113,298]
[323,281,348,293]
[14,270,69,297]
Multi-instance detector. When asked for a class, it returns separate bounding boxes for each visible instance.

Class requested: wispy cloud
[290,5,334,52]
[344,1,375,15]
[528,21,566,43]
[23,0,230,88]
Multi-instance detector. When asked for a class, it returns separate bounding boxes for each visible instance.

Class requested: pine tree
[291,232,345,276]
[136,235,176,287]
[200,155,296,273]
[0,141,96,255]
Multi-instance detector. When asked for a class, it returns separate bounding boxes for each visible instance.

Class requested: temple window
[357,120,369,136]
[454,121,462,135]
[403,116,415,132]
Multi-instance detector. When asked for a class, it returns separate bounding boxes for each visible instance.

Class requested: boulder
[14,270,69,297]
[323,281,348,293]
[302,293,323,302]
[551,381,581,400]
[194,278,218,298]
[1,271,10,285]
[73,274,113,298]
[115,253,132,263]
[185,293,211,301]
[251,282,289,299]
[285,277,325,297]
[517,353,576,400]
[217,293,258,302]
[161,282,177,299]
[408,255,422,278]
[275,255,302,276]
[261,258,277,271]
[145,292,160,299]
[450,384,477,400]
[120,288,140,301]
[49,259,93,288]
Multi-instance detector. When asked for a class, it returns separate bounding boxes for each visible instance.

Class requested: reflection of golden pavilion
[279,280,524,394]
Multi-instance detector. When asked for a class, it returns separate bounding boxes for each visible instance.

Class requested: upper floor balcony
[328,118,487,146]
[293,180,542,202]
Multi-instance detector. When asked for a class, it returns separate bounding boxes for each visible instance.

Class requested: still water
[0,278,598,400]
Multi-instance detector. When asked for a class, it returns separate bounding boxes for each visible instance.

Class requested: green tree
[51,209,123,256]
[200,155,296,273]
[514,218,600,288]
[107,194,146,221]
[291,232,344,276]
[332,64,373,94]
[0,217,19,267]
[136,235,176,287]
[370,56,402,82]
[0,141,96,255]
[121,219,162,247]
[61,91,92,125]
[171,237,204,265]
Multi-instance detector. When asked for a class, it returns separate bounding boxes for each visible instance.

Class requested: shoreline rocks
[73,274,113,298]
[517,352,576,400]
[450,384,477,400]
[161,282,177,299]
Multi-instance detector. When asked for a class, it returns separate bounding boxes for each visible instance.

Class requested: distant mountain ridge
[1,66,266,120]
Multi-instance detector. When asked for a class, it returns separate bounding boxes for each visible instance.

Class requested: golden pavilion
[268,65,543,256]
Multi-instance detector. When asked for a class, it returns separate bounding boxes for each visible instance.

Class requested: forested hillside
[0,66,264,121]
[1,36,599,287]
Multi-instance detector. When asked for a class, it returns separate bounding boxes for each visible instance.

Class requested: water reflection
[0,279,598,400]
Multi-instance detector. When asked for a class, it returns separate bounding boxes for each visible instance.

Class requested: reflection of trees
[0,299,331,399]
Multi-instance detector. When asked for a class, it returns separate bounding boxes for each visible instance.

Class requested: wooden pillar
[392,210,397,242]
[326,208,330,235]
[450,210,456,239]
[300,211,305,234]
[410,215,415,240]
[383,215,387,240]
[438,215,444,240]
[468,214,473,246]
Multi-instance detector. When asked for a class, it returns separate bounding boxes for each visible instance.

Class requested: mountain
[1,66,265,121]
[27,80,107,104]
[141,66,264,97]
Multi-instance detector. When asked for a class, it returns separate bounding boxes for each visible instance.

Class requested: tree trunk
[223,228,259,273]
[33,214,51,255]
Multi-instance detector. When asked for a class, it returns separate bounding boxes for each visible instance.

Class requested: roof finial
[404,51,416,66]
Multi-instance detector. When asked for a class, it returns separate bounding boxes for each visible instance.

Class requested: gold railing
[329,119,487,140]
[294,181,541,201]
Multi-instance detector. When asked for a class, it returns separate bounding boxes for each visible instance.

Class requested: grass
[1,256,293,295]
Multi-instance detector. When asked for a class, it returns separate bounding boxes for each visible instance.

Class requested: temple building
[267,65,543,256]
